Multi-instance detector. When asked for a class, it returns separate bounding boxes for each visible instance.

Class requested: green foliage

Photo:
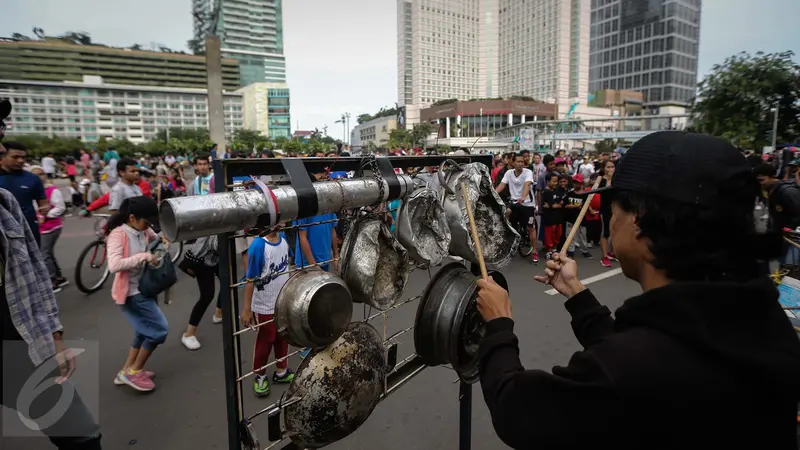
[356,107,398,125]
[431,98,459,107]
[692,51,800,148]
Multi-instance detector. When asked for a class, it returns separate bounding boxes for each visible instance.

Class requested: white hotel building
[398,0,595,127]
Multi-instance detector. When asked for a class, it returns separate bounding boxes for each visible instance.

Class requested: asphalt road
[1,200,642,450]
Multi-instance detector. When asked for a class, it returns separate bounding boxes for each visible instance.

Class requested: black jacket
[768,182,800,232]
[479,278,800,449]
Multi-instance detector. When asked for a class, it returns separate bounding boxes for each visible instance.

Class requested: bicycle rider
[496,152,539,264]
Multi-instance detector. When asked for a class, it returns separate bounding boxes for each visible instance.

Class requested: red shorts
[544,224,563,249]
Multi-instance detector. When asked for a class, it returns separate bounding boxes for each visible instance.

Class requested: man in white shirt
[42,152,57,179]
[578,158,595,180]
[496,152,539,264]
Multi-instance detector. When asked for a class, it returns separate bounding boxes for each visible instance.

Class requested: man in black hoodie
[476,131,800,449]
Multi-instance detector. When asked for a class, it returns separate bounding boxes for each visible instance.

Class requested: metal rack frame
[214,154,493,450]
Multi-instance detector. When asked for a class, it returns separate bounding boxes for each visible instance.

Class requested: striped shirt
[245,234,290,315]
[0,188,62,366]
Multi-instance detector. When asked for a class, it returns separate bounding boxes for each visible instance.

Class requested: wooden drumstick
[460,182,489,280]
[560,176,604,255]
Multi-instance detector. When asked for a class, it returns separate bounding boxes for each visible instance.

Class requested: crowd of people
[3,89,800,449]
[492,149,620,267]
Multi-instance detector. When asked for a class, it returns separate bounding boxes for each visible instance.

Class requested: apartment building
[0,76,244,144]
[588,0,701,108]
[193,0,287,86]
[0,40,241,91]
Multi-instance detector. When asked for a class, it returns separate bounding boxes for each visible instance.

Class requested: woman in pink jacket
[106,196,167,392]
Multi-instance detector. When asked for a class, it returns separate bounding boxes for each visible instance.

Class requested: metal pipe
[160,175,414,242]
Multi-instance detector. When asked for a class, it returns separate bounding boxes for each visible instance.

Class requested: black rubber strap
[376,157,401,201]
[281,158,318,219]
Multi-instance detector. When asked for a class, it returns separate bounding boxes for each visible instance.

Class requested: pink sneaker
[601,256,612,268]
[120,369,155,392]
[115,370,155,386]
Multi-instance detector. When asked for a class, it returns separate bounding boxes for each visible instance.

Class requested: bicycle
[506,202,534,258]
[74,213,184,294]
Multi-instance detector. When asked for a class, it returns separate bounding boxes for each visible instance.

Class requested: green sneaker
[273,369,295,384]
[253,375,270,397]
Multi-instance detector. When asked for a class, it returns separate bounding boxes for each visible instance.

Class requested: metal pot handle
[437,159,462,195]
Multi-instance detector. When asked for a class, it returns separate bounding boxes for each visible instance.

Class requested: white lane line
[544,268,623,295]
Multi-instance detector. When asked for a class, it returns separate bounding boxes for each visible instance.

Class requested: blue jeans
[120,293,169,351]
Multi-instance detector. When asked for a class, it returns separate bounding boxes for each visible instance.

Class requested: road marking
[545,268,623,295]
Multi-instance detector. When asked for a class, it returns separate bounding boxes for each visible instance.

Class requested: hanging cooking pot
[434,160,519,269]
[283,322,388,448]
[396,187,451,267]
[339,215,410,311]
[414,262,509,384]
[275,269,354,349]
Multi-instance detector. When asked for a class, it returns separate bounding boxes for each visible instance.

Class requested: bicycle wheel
[518,231,533,257]
[75,240,110,294]
[169,241,184,263]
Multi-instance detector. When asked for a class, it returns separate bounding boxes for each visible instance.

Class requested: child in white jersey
[241,228,294,397]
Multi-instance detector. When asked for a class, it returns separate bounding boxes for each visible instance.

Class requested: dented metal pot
[284,322,387,448]
[339,216,410,311]
[275,269,353,349]
[434,160,519,269]
[396,187,451,267]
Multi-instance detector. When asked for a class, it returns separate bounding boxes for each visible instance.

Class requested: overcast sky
[2,0,798,142]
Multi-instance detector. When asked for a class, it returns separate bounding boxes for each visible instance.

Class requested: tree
[59,31,92,45]
[388,128,411,150]
[231,128,269,153]
[411,122,433,148]
[692,51,800,149]
[356,114,372,125]
[11,33,31,41]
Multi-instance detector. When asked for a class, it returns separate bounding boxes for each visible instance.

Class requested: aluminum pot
[435,160,519,269]
[275,269,353,349]
[414,263,509,384]
[284,322,387,449]
[339,216,410,311]
[396,187,451,267]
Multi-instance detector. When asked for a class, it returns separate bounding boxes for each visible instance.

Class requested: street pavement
[1,209,642,450]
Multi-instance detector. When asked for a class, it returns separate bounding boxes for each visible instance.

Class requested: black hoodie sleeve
[565,289,615,348]
[478,318,619,449]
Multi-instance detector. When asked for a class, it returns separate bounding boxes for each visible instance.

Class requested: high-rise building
[397,0,493,127]
[236,82,291,138]
[588,0,701,108]
[192,0,287,86]
[398,0,592,126]
[497,0,590,105]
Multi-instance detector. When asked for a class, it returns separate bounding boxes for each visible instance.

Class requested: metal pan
[283,322,387,448]
[414,263,509,384]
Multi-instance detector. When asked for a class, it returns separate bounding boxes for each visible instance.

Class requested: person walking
[241,228,296,397]
[0,141,49,246]
[598,160,616,267]
[42,152,57,179]
[181,152,223,350]
[475,131,800,449]
[106,196,167,392]
[31,166,69,292]
[0,187,103,449]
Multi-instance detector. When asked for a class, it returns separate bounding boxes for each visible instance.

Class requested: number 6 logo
[15,348,85,431]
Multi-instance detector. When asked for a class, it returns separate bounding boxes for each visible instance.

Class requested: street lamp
[771,104,779,153]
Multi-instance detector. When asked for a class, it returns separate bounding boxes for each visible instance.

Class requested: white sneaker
[212,314,223,324]
[181,334,202,350]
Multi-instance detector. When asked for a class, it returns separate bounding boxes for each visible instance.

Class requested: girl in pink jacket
[106,196,167,392]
